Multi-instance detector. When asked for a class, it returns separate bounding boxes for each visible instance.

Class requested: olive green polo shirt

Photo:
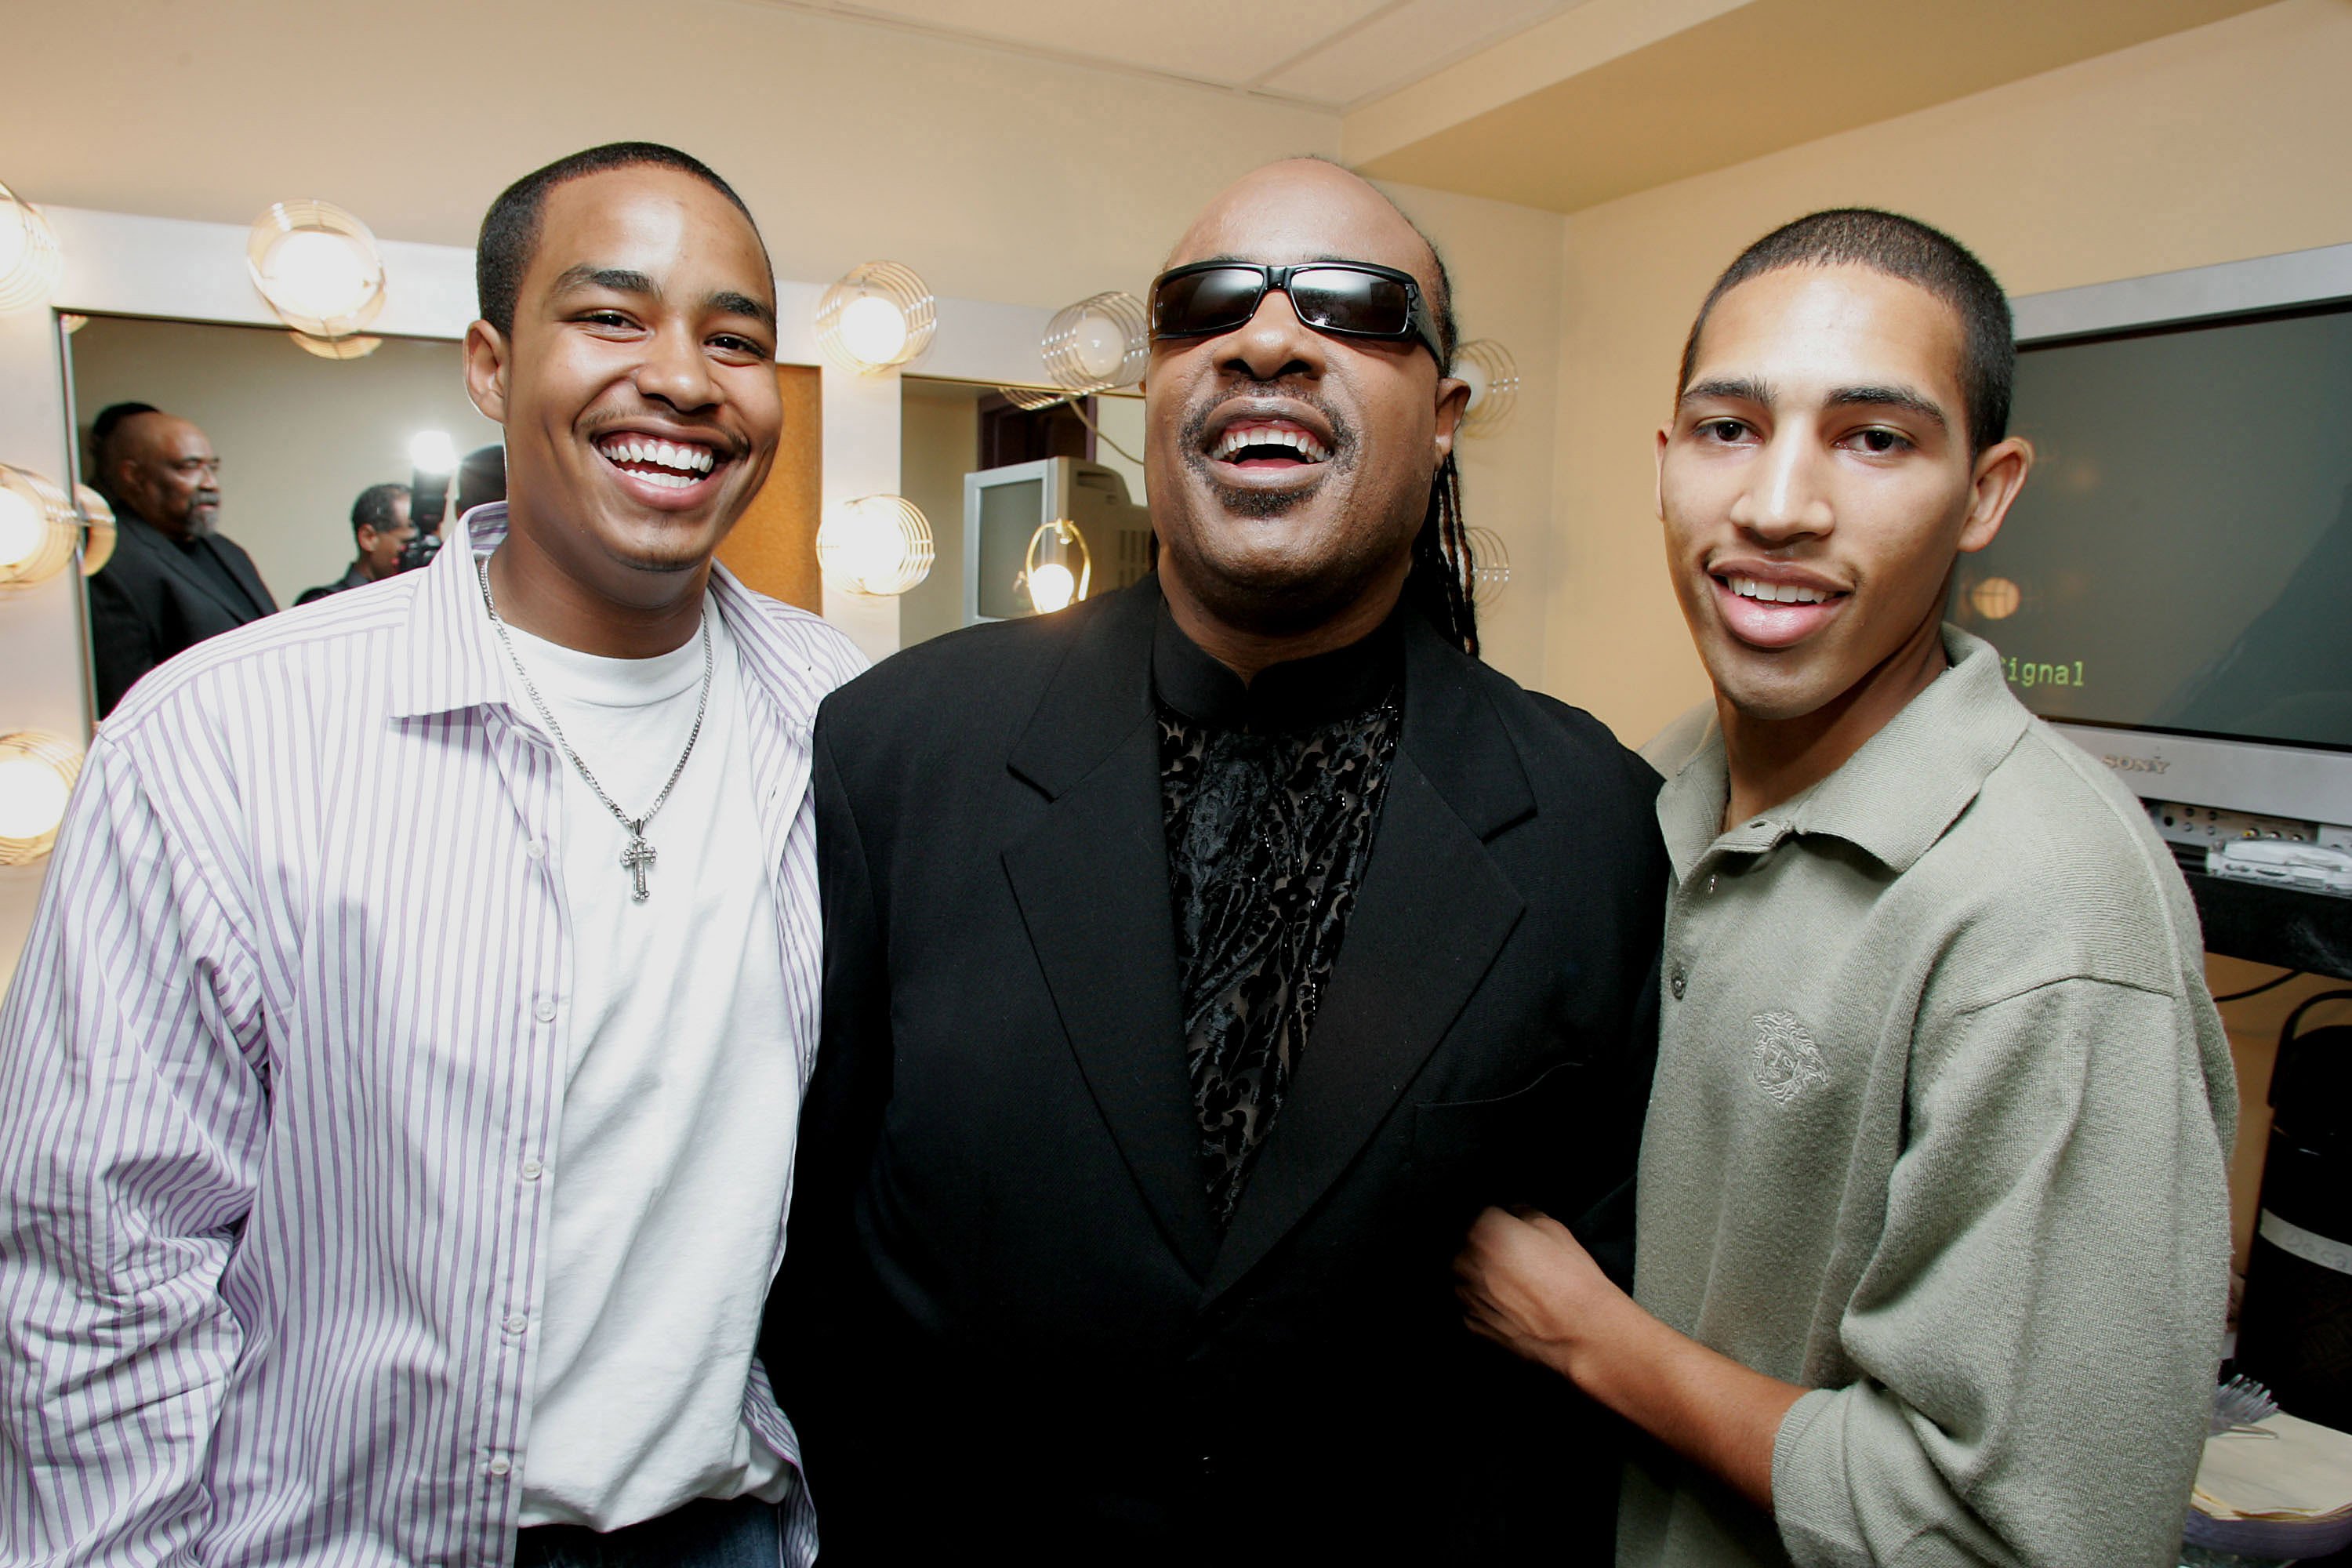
[1624,626,2238,1568]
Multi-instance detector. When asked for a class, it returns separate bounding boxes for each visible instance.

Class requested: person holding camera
[296,480,419,604]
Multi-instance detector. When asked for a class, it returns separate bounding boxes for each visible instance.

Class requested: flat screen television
[1947,242,2352,833]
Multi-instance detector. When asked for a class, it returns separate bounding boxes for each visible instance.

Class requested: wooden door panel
[717,363,821,611]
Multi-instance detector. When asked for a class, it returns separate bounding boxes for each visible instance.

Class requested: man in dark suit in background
[86,408,275,714]
[771,158,1668,1564]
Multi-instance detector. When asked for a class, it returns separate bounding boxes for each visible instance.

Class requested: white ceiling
[760,0,1587,110]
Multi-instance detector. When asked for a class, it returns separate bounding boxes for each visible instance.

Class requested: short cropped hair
[474,142,764,337]
[1679,209,2015,452]
[350,481,411,539]
[89,401,162,485]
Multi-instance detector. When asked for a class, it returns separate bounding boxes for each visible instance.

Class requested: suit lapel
[205,537,277,617]
[124,515,263,624]
[1205,621,1533,1302]
[1001,582,1222,1276]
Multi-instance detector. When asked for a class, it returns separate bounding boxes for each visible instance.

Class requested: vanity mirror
[68,316,495,619]
[898,376,1145,648]
[60,314,827,717]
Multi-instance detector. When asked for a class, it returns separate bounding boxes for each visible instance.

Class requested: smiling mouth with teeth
[1211,421,1332,468]
[1720,574,1843,606]
[595,434,720,491]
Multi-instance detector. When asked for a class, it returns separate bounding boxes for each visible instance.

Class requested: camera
[395,529,445,574]
[406,431,456,575]
[401,435,503,575]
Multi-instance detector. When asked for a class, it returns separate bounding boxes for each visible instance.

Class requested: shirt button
[534,999,557,1024]
[520,1158,544,1181]
[525,840,546,862]
[1670,966,1688,1000]
[503,1314,528,1334]
[487,1457,512,1478]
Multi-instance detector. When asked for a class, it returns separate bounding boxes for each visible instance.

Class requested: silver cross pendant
[621,825,656,902]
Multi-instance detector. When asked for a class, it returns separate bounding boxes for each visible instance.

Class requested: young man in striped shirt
[0,143,861,1567]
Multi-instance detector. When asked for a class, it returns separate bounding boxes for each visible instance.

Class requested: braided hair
[1406,451,1477,657]
[1398,218,1479,658]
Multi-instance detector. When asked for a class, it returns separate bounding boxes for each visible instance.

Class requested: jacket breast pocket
[1410,1061,1604,1237]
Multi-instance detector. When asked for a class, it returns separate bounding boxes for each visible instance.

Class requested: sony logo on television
[2100,751,2171,776]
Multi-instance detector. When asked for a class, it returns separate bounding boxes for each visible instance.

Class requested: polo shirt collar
[1656,626,2031,880]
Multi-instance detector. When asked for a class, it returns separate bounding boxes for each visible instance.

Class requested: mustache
[1177,381,1354,461]
[1177,383,1352,519]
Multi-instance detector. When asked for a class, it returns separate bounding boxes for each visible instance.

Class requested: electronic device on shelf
[1948,242,2352,844]
[2207,840,2352,899]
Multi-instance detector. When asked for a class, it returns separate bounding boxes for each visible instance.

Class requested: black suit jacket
[87,513,276,716]
[771,577,1668,1564]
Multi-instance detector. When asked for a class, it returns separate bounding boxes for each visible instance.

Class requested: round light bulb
[838,295,909,366]
[410,430,458,475]
[1072,310,1127,383]
[263,229,376,321]
[818,495,934,595]
[1028,561,1077,615]
[0,486,42,569]
[855,528,905,588]
[0,752,69,840]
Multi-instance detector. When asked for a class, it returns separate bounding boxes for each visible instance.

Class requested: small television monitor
[962,458,1152,626]
[1947,243,2352,833]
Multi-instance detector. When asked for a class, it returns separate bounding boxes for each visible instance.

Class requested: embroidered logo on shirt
[1750,1010,1830,1105]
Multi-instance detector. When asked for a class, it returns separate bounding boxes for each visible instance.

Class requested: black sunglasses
[1150,260,1446,365]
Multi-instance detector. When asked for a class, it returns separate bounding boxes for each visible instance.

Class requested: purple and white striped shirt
[0,507,863,1566]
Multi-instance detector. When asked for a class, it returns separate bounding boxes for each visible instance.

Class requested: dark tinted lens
[1287,268,1413,336]
[1153,267,1266,337]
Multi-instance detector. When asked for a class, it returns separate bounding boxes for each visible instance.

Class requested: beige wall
[1544,0,2352,746]
[1377,180,1566,687]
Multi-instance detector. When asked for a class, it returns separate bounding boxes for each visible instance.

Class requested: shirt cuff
[1771,1387,1861,1568]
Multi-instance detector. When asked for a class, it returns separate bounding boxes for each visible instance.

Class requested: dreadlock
[1327,166,1478,658]
[1406,453,1476,657]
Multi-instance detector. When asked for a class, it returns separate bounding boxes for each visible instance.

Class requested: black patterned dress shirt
[1153,606,1405,1225]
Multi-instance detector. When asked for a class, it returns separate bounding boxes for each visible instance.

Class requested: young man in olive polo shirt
[1454,210,2238,1567]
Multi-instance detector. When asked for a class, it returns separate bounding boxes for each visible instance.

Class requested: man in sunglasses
[771,158,1668,1563]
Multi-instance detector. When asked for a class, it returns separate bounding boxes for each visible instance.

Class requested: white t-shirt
[490,600,800,1530]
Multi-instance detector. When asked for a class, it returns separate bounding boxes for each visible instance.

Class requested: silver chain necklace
[477,555,712,902]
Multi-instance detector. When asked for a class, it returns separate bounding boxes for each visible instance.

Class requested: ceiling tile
[1259,0,1581,107]
[830,0,1393,89]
